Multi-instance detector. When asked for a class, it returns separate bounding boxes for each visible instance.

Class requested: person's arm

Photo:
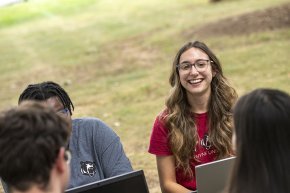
[156,155,192,193]
[89,118,132,177]
[101,135,133,177]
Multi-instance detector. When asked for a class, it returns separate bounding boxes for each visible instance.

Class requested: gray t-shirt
[68,117,133,188]
[1,117,133,192]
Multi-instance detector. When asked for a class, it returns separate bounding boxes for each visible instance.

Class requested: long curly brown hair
[163,41,237,177]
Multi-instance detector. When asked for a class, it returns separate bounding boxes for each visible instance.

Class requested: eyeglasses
[176,59,212,72]
[64,150,71,164]
[57,108,70,117]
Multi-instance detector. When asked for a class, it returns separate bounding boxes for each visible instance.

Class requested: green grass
[0,0,97,27]
[0,0,290,192]
[208,28,290,95]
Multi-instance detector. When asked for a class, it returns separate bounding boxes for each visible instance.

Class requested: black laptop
[65,170,150,193]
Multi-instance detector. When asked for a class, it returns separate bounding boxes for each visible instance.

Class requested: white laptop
[65,170,150,193]
[195,157,235,193]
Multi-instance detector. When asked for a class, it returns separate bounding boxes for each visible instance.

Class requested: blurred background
[0,0,289,192]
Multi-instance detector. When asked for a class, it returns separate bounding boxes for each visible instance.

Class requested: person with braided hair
[148,41,237,193]
[1,81,133,193]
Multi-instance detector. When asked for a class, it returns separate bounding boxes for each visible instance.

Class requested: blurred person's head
[18,81,74,133]
[229,88,290,193]
[0,101,70,193]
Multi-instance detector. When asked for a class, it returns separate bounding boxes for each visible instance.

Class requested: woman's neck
[187,90,211,114]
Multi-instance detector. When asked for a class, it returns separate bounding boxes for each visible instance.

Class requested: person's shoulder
[72,117,117,136]
[73,117,104,125]
[155,109,168,123]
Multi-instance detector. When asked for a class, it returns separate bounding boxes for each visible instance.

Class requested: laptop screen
[65,170,149,193]
[195,157,235,193]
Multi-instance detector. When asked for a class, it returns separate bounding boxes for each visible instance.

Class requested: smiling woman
[148,41,237,193]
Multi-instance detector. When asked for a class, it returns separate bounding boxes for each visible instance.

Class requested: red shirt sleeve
[148,116,172,155]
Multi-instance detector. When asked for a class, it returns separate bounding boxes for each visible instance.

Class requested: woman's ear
[213,70,217,77]
[211,64,217,77]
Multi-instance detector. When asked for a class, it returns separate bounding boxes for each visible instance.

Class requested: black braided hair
[18,81,74,115]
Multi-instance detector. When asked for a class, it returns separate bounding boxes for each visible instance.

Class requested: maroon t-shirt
[148,112,218,191]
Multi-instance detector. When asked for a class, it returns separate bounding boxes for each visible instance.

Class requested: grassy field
[0,0,289,192]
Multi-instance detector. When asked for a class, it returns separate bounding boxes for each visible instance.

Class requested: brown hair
[0,101,70,191]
